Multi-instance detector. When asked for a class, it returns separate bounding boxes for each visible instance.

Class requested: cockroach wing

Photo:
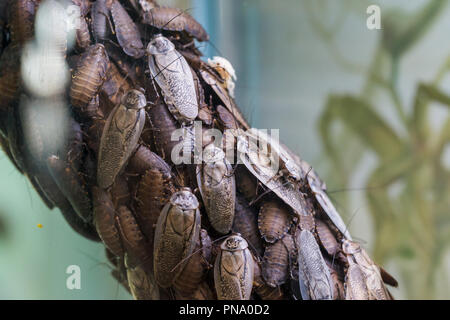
[345,263,370,300]
[297,229,334,300]
[97,104,145,189]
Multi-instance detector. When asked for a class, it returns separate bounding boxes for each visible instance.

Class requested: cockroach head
[147,34,175,55]
[122,89,147,109]
[170,187,199,211]
[221,234,248,252]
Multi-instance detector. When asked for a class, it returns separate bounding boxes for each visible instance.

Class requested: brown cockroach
[135,168,176,240]
[175,281,214,300]
[235,165,259,203]
[110,174,131,208]
[97,89,147,189]
[253,260,286,300]
[86,117,106,154]
[70,44,109,112]
[125,253,160,300]
[110,0,145,59]
[47,155,92,223]
[100,61,132,115]
[258,200,294,244]
[75,16,92,51]
[315,219,340,258]
[92,0,112,42]
[7,0,39,45]
[92,186,124,257]
[261,234,295,287]
[216,105,238,130]
[196,143,235,234]
[173,229,212,294]
[142,7,208,42]
[127,144,173,176]
[232,194,263,256]
[342,240,392,300]
[0,45,21,114]
[214,234,254,300]
[153,188,201,288]
[81,94,104,120]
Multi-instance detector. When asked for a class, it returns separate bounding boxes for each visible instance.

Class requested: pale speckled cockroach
[47,155,92,223]
[75,17,91,51]
[125,253,160,300]
[147,34,198,124]
[261,233,295,287]
[253,260,286,300]
[315,219,340,258]
[92,186,124,257]
[344,262,369,300]
[342,240,392,300]
[70,44,109,112]
[145,102,181,164]
[232,194,263,256]
[173,229,212,294]
[92,0,112,42]
[110,0,144,59]
[196,143,235,234]
[142,7,208,42]
[0,45,21,115]
[258,200,294,244]
[7,0,39,45]
[296,227,334,300]
[97,89,147,189]
[175,281,214,300]
[153,188,201,288]
[214,234,254,300]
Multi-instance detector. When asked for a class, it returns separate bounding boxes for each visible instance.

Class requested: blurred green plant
[307,0,449,299]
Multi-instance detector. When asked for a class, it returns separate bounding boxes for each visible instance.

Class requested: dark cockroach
[145,102,181,164]
[7,0,39,45]
[100,61,132,115]
[235,165,259,203]
[214,234,254,300]
[110,0,144,59]
[232,194,263,256]
[196,143,235,234]
[70,44,109,112]
[142,7,208,42]
[75,16,91,51]
[97,89,146,189]
[92,186,124,257]
[325,258,345,300]
[253,260,286,300]
[135,168,176,240]
[153,188,201,288]
[175,281,214,300]
[125,253,160,300]
[173,229,212,294]
[110,174,131,208]
[92,0,112,42]
[86,117,106,154]
[258,200,294,244]
[261,234,295,287]
[0,45,21,115]
[47,155,92,223]
[147,34,198,124]
[127,144,173,176]
[216,105,238,130]
[315,219,340,257]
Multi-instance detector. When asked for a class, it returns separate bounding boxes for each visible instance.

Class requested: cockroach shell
[297,229,334,300]
[214,235,254,300]
[232,195,263,256]
[147,34,199,123]
[110,0,145,58]
[127,144,173,177]
[153,188,201,288]
[142,7,208,42]
[97,90,146,189]
[235,165,258,203]
[92,186,124,257]
[258,200,293,243]
[125,253,160,300]
[175,281,215,300]
[7,0,39,45]
[70,44,109,111]
[75,16,91,51]
[196,144,235,234]
[315,219,340,257]
[261,234,294,287]
[47,155,92,223]
[345,263,370,300]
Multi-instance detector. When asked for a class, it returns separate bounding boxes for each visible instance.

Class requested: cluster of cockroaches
[0,0,399,300]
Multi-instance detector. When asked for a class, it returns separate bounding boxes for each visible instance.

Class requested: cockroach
[80,94,103,120]
[86,117,106,154]
[127,144,172,176]
[125,253,160,300]
[142,7,208,42]
[253,260,286,300]
[261,234,294,287]
[153,188,201,288]
[296,228,334,300]
[147,34,198,124]
[175,281,214,300]
[47,155,92,223]
[342,240,391,300]
[207,56,237,98]
[75,17,91,51]
[97,89,146,189]
[344,262,369,300]
[235,165,259,203]
[145,102,181,164]
[214,234,254,300]
[92,0,112,42]
[110,0,144,59]
[315,219,340,257]
[196,143,235,234]
[258,200,294,244]
[216,105,238,130]
[173,229,212,294]
[135,168,175,239]
[100,61,132,115]
[70,44,109,112]
[232,194,263,256]
[110,174,131,208]
[92,186,124,257]
[0,45,21,114]
[7,0,39,45]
